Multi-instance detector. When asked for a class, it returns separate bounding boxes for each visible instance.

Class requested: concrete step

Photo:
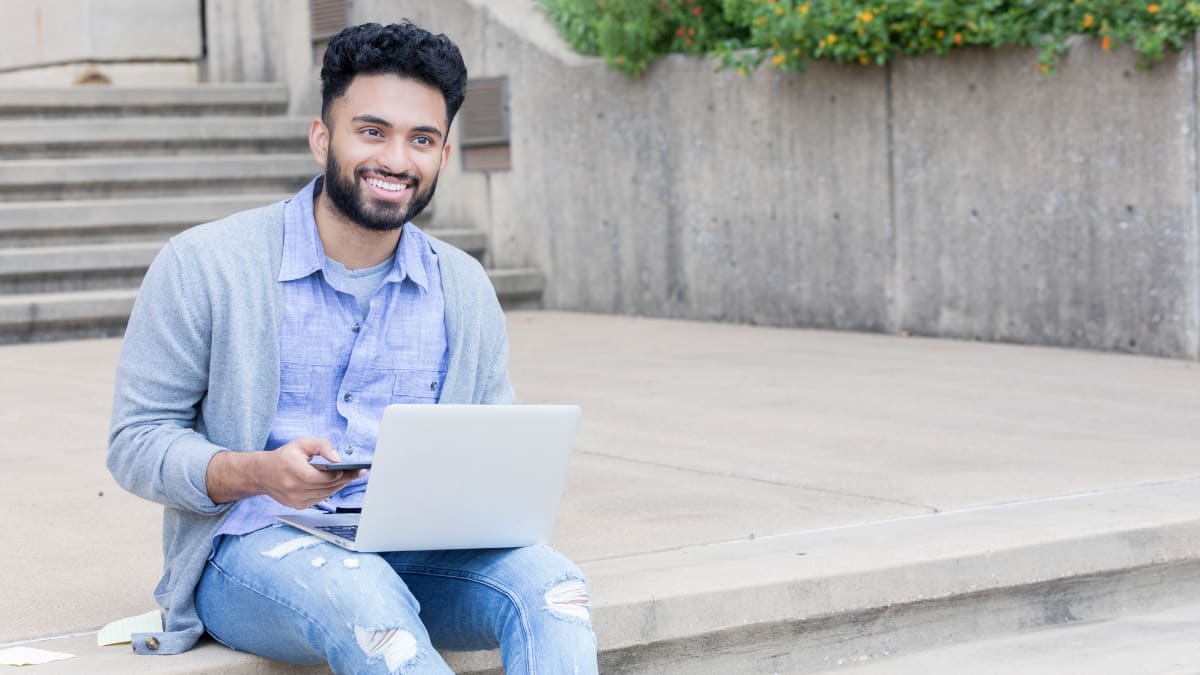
[830,601,1200,674]
[0,288,136,343]
[0,84,289,118]
[0,154,316,200]
[0,116,311,158]
[0,263,537,342]
[0,194,293,246]
[579,479,1200,674]
[0,194,441,246]
[11,478,1200,673]
[0,232,491,294]
[488,267,546,303]
[0,241,160,294]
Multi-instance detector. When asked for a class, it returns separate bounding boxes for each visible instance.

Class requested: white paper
[96,609,163,647]
[0,646,75,666]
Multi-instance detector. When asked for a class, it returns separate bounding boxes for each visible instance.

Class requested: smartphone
[312,462,372,471]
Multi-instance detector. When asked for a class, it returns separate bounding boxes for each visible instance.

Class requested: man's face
[310,74,452,232]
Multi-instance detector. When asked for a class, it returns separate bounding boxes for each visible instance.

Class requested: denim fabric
[195,526,599,675]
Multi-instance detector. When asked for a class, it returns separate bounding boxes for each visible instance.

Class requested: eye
[413,135,434,146]
[361,127,384,138]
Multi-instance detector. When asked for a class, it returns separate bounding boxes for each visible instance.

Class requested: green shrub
[539,0,1200,76]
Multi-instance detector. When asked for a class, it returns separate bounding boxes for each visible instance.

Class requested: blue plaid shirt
[217,176,447,538]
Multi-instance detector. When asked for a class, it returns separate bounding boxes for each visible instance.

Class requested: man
[108,21,598,674]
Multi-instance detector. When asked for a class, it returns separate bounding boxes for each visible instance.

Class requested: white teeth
[366,177,408,192]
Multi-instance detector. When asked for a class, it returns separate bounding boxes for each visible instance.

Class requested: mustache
[357,168,420,186]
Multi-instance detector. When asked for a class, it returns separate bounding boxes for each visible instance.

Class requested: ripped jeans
[195,525,599,674]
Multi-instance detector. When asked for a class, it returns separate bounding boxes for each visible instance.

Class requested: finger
[295,437,338,462]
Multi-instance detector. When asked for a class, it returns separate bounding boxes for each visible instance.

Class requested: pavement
[2,310,1200,673]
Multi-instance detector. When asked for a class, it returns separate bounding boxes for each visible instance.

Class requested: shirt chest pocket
[392,369,446,404]
[278,363,312,407]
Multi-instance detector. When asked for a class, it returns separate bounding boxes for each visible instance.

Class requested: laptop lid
[337,403,581,552]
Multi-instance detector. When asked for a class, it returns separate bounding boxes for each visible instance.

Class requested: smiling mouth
[364,175,412,193]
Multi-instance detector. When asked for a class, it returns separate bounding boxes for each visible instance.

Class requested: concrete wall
[359,1,1200,359]
[891,42,1198,358]
[203,0,320,116]
[0,0,202,85]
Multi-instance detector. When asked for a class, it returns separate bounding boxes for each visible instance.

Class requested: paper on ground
[0,646,74,666]
[97,610,163,646]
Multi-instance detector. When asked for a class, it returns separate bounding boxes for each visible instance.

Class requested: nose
[375,138,415,176]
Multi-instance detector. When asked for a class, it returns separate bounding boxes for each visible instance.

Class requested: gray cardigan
[107,201,515,654]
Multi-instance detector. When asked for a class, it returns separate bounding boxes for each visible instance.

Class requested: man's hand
[206,438,366,509]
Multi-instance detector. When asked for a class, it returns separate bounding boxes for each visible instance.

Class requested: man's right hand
[206,437,366,508]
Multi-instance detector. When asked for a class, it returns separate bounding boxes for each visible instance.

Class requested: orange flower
[1148,4,1159,13]
[953,32,962,45]
[692,5,702,15]
[1083,14,1094,28]
[772,53,787,66]
[1102,35,1112,51]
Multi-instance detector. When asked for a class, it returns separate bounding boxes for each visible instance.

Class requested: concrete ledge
[13,478,1200,673]
[587,479,1200,654]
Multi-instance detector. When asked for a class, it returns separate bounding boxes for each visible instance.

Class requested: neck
[313,190,402,270]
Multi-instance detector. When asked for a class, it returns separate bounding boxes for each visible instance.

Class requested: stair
[0,85,543,343]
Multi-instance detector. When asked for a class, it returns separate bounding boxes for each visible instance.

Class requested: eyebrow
[351,114,444,139]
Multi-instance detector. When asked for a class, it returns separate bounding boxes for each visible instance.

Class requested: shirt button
[343,393,353,402]
[345,446,355,455]
[351,323,361,332]
[430,381,437,391]
[145,636,160,651]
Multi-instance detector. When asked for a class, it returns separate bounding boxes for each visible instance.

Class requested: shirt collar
[391,220,430,292]
[278,175,431,292]
[278,176,325,282]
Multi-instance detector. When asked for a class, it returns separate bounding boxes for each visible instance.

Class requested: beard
[323,150,439,232]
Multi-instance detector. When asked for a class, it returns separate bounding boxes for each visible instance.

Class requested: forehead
[330,73,448,132]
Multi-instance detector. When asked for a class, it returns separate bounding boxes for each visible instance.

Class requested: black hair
[320,21,468,129]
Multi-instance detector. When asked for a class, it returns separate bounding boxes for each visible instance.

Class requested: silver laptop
[277,404,581,552]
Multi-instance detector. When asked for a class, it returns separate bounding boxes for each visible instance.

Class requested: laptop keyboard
[315,524,358,541]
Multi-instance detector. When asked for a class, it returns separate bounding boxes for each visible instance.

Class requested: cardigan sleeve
[480,295,517,405]
[107,240,230,515]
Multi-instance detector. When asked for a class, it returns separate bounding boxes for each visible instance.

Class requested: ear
[440,141,452,172]
[309,118,330,169]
